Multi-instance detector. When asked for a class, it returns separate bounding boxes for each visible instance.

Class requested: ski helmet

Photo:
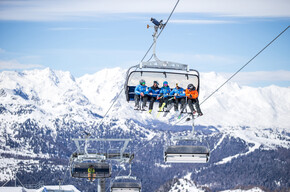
[163,81,168,86]
[188,84,196,90]
[153,81,159,85]
[140,79,146,85]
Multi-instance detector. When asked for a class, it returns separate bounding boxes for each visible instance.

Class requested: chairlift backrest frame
[72,138,133,163]
[125,64,200,102]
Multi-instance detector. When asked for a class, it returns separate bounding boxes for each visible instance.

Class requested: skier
[88,165,95,182]
[185,84,203,116]
[157,81,171,111]
[170,83,186,111]
[147,81,160,114]
[134,79,148,110]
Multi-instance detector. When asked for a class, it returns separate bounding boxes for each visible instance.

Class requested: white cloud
[170,19,234,24]
[0,0,289,21]
[220,70,290,85]
[0,48,6,53]
[0,60,44,70]
[48,27,99,31]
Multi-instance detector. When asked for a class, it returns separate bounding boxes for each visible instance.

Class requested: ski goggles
[163,83,168,86]
[141,82,145,85]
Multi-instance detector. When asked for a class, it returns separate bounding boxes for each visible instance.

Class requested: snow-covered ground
[0,67,289,190]
[1,67,289,149]
[0,185,80,192]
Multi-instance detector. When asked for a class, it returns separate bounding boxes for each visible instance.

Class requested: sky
[0,0,289,87]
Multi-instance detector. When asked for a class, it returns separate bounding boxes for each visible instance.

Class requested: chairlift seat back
[111,182,141,192]
[71,162,111,178]
[125,69,199,102]
[164,145,209,163]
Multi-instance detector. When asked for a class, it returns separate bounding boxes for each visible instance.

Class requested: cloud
[0,0,289,21]
[0,48,6,53]
[0,60,44,70]
[170,19,234,24]
[48,27,99,31]
[220,70,290,85]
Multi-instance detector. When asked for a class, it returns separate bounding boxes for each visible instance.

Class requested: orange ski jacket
[185,89,198,99]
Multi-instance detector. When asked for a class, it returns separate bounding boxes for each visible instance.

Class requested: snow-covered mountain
[0,67,289,191]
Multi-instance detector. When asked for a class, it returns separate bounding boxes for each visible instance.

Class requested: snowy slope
[165,173,266,192]
[0,68,100,129]
[1,67,289,147]
[0,67,289,191]
[77,68,290,129]
[76,67,290,150]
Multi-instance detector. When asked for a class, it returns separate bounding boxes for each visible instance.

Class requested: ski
[156,102,166,118]
[163,103,174,117]
[178,103,187,119]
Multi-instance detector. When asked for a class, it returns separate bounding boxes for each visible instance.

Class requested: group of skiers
[134,79,203,116]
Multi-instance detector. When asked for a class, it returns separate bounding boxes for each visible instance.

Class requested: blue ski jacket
[147,86,160,97]
[158,86,171,98]
[170,87,185,98]
[135,84,148,95]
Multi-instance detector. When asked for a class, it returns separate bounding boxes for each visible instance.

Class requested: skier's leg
[180,98,185,110]
[174,98,179,111]
[188,99,195,113]
[194,98,202,115]
[142,95,148,108]
[149,97,155,110]
[134,94,140,108]
[159,98,164,108]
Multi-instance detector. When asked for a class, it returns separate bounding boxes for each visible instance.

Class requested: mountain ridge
[0,67,289,191]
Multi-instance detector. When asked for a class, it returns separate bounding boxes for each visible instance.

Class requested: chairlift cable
[200,25,289,105]
[1,179,10,187]
[93,0,181,131]
[16,176,24,187]
[174,25,290,125]
[141,0,180,62]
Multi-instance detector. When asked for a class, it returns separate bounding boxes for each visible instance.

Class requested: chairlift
[70,136,134,179]
[111,164,142,192]
[124,18,200,103]
[71,161,111,179]
[164,115,210,163]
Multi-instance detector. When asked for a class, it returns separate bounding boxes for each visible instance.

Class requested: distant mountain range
[0,68,289,191]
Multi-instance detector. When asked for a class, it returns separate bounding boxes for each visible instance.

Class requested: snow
[220,187,265,192]
[1,67,289,130]
[168,173,206,192]
[167,173,266,192]
[0,67,290,184]
[0,185,80,192]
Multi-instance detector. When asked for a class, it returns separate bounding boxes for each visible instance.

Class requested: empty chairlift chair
[164,116,210,163]
[111,181,142,192]
[164,145,209,163]
[111,176,141,192]
[111,163,141,192]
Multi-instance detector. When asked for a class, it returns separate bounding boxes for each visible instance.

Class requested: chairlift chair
[111,162,141,192]
[164,116,210,163]
[111,181,142,192]
[70,137,134,179]
[71,161,111,179]
[111,169,141,191]
[124,18,200,103]
[164,145,209,163]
